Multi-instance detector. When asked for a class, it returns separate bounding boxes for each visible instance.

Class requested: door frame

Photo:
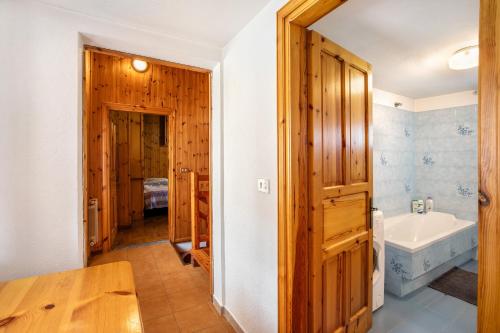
[101,102,176,251]
[277,0,499,332]
[83,47,215,295]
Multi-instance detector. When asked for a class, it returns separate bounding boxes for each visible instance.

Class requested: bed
[144,178,168,210]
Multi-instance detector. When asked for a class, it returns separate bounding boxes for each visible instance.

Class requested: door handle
[479,191,490,207]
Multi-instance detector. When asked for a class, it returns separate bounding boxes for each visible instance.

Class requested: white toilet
[372,210,385,311]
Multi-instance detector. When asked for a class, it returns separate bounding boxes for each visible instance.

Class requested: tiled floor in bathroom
[370,260,478,333]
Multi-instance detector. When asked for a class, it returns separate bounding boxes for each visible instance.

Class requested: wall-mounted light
[448,45,478,70]
[132,59,149,73]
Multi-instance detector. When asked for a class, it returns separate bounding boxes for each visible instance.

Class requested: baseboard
[211,296,223,315]
[212,297,245,333]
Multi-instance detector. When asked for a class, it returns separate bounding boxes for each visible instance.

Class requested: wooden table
[0,261,142,332]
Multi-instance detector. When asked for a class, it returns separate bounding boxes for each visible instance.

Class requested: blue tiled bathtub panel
[385,224,478,297]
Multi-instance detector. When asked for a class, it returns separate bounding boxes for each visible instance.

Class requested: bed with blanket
[144,178,168,210]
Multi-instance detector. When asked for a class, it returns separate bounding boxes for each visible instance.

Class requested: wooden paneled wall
[87,49,210,251]
[143,115,169,179]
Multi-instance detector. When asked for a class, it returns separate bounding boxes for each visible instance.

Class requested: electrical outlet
[257,178,270,194]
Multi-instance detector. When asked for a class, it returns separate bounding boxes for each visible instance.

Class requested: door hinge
[369,198,378,229]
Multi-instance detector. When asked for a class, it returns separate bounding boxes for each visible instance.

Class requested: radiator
[88,199,99,247]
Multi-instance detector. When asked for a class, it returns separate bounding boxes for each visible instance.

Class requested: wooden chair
[190,172,210,273]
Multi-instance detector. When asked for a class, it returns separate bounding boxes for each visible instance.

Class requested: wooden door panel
[347,242,368,316]
[308,30,372,333]
[175,175,191,241]
[323,254,345,333]
[347,66,368,184]
[109,120,118,245]
[116,112,131,227]
[322,52,345,187]
[323,194,367,245]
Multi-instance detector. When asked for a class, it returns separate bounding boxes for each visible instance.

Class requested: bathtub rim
[384,212,477,253]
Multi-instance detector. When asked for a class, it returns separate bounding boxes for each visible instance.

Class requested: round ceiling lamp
[448,45,479,70]
[132,59,149,73]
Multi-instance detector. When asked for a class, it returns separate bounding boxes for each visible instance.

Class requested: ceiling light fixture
[448,45,479,70]
[132,59,149,73]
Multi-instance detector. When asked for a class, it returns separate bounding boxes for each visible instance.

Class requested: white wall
[373,88,415,111]
[0,0,223,294]
[414,90,477,112]
[373,88,478,112]
[1,0,287,329]
[221,0,286,331]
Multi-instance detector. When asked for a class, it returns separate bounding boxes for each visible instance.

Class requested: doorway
[277,0,499,332]
[107,109,171,249]
[83,47,213,286]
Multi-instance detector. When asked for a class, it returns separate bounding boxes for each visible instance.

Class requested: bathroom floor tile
[405,287,444,308]
[442,306,477,333]
[460,260,478,274]
[425,294,467,321]
[370,288,477,333]
[370,307,404,333]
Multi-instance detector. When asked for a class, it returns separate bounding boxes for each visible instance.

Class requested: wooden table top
[0,261,142,333]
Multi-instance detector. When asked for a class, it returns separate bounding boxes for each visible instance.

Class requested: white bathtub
[384,212,476,253]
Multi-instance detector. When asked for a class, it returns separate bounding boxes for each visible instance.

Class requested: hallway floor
[113,214,168,249]
[90,242,234,333]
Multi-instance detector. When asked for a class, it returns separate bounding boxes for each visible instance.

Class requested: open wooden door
[477,0,500,330]
[308,30,373,333]
[109,117,119,247]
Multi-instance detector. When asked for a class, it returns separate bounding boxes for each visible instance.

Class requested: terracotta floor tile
[160,271,198,295]
[188,271,210,290]
[89,249,128,266]
[135,274,167,300]
[168,287,211,312]
[88,242,231,332]
[128,246,157,262]
[174,303,221,332]
[130,259,159,278]
[195,322,235,333]
[151,243,176,259]
[143,314,180,333]
[140,294,173,322]
[113,214,168,249]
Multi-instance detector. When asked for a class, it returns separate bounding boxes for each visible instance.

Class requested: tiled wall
[414,106,478,221]
[373,105,415,217]
[374,104,478,221]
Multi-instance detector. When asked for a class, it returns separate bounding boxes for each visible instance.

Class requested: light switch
[257,178,270,194]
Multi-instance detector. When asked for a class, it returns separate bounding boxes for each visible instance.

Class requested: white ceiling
[311,0,479,98]
[35,0,272,47]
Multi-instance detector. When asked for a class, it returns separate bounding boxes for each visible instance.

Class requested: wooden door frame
[277,0,499,332]
[83,47,214,296]
[101,103,176,252]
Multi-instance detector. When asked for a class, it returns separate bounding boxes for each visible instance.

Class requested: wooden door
[109,118,119,245]
[115,112,132,227]
[478,0,500,330]
[129,113,144,221]
[308,30,373,333]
